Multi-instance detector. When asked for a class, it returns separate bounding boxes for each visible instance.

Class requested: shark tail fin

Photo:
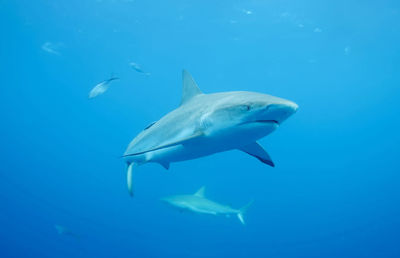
[237,200,254,225]
[127,163,135,197]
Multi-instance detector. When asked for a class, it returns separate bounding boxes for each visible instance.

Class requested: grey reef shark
[161,186,253,225]
[123,70,298,196]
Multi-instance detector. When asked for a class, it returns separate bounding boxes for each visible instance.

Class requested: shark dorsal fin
[194,186,206,197]
[181,70,203,105]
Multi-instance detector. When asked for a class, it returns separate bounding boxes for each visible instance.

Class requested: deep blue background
[1,1,400,257]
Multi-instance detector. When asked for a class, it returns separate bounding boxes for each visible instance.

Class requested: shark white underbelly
[126,121,278,166]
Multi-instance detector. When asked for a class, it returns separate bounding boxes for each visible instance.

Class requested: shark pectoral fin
[123,131,205,157]
[157,130,205,150]
[238,142,275,167]
[127,163,135,197]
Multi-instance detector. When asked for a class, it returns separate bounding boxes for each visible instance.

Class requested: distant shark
[161,186,253,225]
[123,70,298,196]
[54,224,79,238]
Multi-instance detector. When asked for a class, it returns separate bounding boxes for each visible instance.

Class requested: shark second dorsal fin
[194,186,206,197]
[181,70,203,105]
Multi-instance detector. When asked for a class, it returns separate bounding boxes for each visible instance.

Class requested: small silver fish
[129,62,151,75]
[88,77,119,99]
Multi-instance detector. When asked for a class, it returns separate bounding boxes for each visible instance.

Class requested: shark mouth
[253,120,279,125]
[239,120,279,126]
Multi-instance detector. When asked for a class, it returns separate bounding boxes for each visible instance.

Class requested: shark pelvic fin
[238,142,275,167]
[123,131,205,157]
[194,186,206,197]
[181,70,203,105]
[159,162,170,170]
[127,163,135,197]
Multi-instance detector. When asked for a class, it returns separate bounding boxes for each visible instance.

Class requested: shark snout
[282,100,299,115]
[264,101,298,124]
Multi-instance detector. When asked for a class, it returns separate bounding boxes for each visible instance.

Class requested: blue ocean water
[1,1,400,257]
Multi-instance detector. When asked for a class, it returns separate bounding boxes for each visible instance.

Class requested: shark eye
[244,105,251,111]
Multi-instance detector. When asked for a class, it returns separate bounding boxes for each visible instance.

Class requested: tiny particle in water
[344,46,351,55]
[314,27,322,33]
[242,9,252,15]
[41,42,63,55]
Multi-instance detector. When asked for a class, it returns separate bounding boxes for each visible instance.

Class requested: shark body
[161,186,252,225]
[54,224,79,238]
[123,70,298,195]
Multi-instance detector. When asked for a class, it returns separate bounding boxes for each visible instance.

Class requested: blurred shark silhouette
[54,224,79,239]
[161,186,253,225]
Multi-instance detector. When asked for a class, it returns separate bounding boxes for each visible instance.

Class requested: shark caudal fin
[237,200,254,225]
[127,163,135,197]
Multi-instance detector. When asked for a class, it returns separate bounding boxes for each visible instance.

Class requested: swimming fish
[129,62,150,75]
[88,77,119,99]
